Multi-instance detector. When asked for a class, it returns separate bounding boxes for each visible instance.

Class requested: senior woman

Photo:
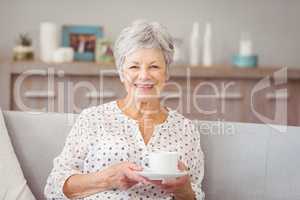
[45,20,205,200]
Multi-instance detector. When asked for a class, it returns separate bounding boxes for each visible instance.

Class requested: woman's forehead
[125,48,165,64]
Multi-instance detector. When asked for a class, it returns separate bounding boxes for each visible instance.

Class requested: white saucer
[137,170,188,180]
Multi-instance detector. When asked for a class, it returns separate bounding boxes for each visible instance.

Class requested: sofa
[1,109,300,200]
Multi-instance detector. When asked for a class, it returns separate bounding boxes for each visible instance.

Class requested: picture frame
[62,25,103,61]
[95,38,114,64]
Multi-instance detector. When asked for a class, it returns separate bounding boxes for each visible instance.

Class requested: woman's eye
[129,66,138,69]
[150,65,159,69]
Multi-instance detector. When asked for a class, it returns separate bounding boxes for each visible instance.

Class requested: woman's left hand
[148,161,195,199]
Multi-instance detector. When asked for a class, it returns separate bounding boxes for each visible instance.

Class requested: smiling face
[121,48,167,102]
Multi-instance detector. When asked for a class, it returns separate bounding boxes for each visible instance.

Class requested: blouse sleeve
[44,109,91,200]
[188,121,205,200]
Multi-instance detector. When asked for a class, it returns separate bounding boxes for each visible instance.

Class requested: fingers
[110,162,150,190]
[123,161,190,194]
[163,178,186,187]
[177,161,188,171]
[127,163,143,171]
[123,168,149,184]
[149,176,189,192]
[119,170,148,190]
[147,180,163,185]
[125,163,149,183]
[119,176,139,190]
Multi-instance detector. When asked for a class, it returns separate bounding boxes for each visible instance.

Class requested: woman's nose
[138,68,150,80]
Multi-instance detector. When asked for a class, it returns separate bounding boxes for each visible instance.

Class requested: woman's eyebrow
[149,61,158,65]
[129,61,158,65]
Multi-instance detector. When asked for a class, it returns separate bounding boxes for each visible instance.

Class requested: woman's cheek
[157,82,165,92]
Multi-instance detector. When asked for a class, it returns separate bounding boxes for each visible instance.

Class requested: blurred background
[0,0,299,65]
[0,0,299,125]
[1,2,300,199]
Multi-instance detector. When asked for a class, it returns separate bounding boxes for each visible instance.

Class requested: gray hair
[113,20,174,81]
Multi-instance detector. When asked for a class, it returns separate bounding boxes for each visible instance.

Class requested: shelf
[5,60,300,79]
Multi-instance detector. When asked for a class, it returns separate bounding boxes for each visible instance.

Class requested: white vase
[189,22,201,66]
[40,22,59,62]
[203,22,212,67]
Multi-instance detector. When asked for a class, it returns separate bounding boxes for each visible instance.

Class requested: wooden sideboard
[4,61,300,126]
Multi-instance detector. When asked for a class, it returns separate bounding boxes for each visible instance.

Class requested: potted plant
[13,33,34,61]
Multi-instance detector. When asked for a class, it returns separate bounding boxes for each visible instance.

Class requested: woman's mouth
[134,84,154,90]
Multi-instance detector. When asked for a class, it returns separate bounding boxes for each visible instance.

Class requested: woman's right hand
[100,162,149,190]
[62,162,149,199]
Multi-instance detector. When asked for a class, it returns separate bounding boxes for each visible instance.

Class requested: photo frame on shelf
[95,38,114,64]
[62,25,103,61]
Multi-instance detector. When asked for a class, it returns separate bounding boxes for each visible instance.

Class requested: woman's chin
[134,93,159,102]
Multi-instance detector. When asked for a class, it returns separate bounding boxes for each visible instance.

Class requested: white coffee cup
[145,151,179,173]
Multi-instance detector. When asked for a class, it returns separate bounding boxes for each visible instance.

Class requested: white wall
[0,0,299,67]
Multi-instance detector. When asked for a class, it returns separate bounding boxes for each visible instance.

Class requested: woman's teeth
[135,84,154,88]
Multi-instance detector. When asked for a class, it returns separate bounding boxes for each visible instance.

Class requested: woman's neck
[117,95,168,123]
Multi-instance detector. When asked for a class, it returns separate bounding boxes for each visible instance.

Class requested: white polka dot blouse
[44,101,205,200]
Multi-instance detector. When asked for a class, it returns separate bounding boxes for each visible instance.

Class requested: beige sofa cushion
[0,108,36,200]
